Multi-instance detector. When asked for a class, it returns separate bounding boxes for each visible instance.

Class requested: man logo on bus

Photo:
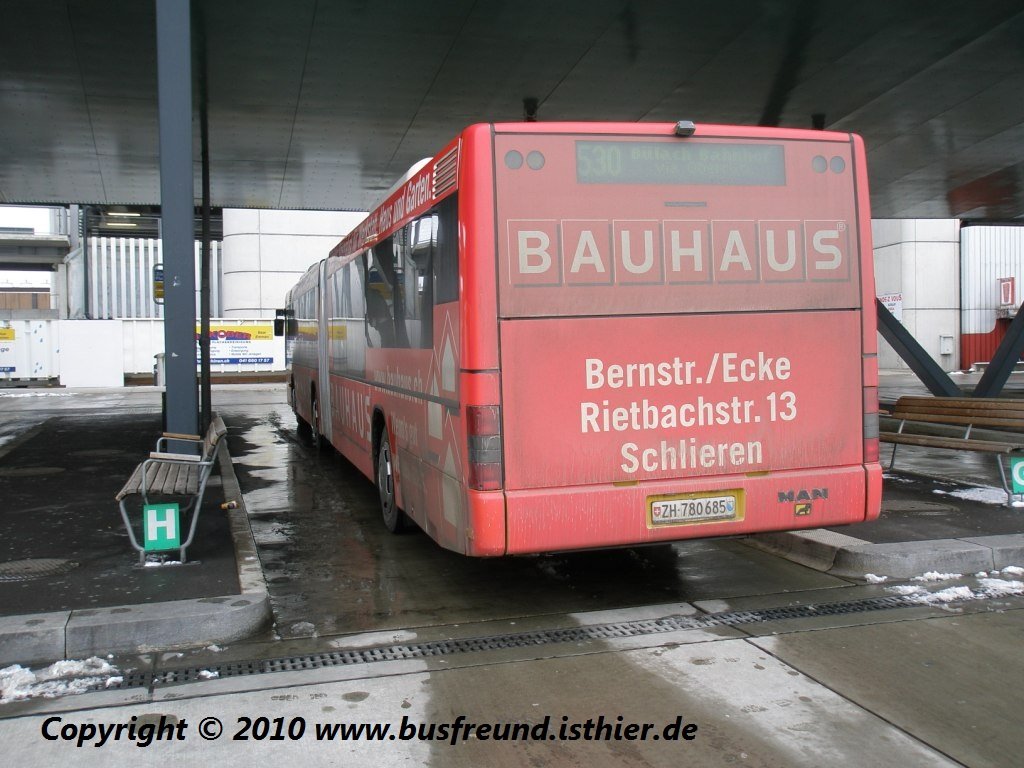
[509,219,848,286]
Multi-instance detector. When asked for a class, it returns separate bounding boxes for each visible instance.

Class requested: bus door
[317,258,333,445]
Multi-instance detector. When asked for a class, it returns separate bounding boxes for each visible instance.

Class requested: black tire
[376,432,406,533]
[310,393,324,451]
[291,382,312,438]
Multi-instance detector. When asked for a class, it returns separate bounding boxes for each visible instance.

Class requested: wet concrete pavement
[1,377,1023,653]
[2,379,1024,766]
[0,389,267,662]
[0,412,238,615]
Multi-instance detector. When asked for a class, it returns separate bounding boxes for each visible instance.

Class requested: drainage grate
[106,670,153,689]
[0,558,79,582]
[143,595,915,688]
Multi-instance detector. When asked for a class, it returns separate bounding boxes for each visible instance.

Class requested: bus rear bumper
[503,465,877,555]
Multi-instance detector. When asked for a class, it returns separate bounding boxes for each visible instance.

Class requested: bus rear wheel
[295,413,312,440]
[310,392,324,451]
[376,432,406,533]
[291,381,312,439]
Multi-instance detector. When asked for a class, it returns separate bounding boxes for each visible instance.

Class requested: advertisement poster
[0,327,15,373]
[878,292,903,322]
[196,321,275,365]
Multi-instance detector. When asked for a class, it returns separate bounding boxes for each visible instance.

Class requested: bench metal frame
[116,416,227,565]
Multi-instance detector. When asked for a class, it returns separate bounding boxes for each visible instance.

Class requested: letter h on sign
[144,503,181,551]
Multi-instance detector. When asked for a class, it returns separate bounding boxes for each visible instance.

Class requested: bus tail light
[863,386,880,463]
[467,405,503,491]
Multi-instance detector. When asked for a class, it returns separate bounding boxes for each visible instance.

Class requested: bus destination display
[576,141,786,186]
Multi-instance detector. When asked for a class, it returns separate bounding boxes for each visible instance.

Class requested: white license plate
[649,493,740,526]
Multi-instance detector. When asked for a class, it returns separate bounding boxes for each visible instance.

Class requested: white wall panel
[0,320,59,380]
[872,218,961,371]
[220,209,364,318]
[58,320,124,387]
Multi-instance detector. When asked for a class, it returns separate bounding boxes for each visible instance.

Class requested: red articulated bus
[286,121,882,556]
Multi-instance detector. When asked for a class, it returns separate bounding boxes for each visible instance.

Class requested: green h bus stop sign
[1011,457,1024,495]
[143,503,181,551]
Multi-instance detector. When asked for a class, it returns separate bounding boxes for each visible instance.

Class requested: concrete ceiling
[1,0,1023,219]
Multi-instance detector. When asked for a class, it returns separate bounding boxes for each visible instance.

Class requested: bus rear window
[576,141,786,186]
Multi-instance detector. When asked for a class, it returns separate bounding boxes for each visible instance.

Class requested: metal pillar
[876,299,962,397]
[974,298,1024,397]
[196,3,212,431]
[156,0,198,439]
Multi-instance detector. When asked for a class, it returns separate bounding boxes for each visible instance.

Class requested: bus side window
[403,214,436,349]
[344,261,366,374]
[434,195,458,304]
[327,267,346,374]
[364,243,398,348]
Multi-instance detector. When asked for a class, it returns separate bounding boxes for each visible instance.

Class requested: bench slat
[888,411,1024,429]
[892,399,1024,411]
[170,463,195,495]
[116,463,145,501]
[894,396,1024,409]
[162,431,202,441]
[148,462,171,490]
[150,450,202,462]
[117,458,203,500]
[894,403,1024,417]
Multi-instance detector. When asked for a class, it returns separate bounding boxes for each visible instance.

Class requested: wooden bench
[116,415,228,564]
[880,397,1024,505]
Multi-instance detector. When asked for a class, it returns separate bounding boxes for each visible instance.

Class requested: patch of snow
[0,392,76,398]
[143,558,182,567]
[913,571,962,582]
[1001,565,1024,576]
[886,575,1024,606]
[197,670,219,680]
[931,486,1009,505]
[864,573,888,584]
[978,578,1024,598]
[328,630,418,651]
[205,644,225,653]
[1,657,119,703]
[888,585,925,596]
[289,621,317,636]
[931,485,1024,507]
[916,586,976,604]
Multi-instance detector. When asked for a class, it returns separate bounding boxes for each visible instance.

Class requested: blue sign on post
[153,264,164,304]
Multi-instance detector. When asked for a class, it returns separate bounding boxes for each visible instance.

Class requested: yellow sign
[195,320,275,365]
[0,328,14,342]
[197,322,274,341]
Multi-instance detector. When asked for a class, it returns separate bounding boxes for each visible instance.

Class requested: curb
[746,529,1024,579]
[0,442,270,667]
